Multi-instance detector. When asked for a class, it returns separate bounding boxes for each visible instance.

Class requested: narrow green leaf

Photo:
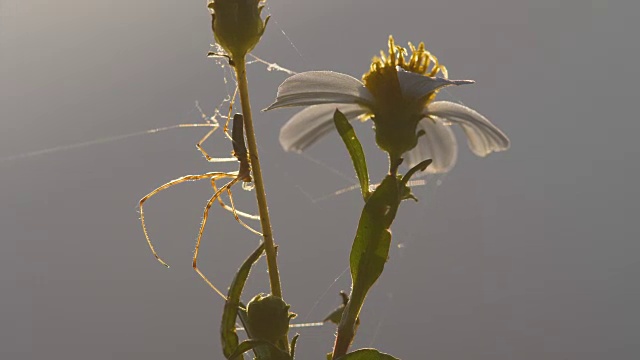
[401,159,432,186]
[336,348,400,360]
[349,175,401,289]
[335,175,412,357]
[289,334,300,359]
[334,176,401,357]
[221,244,265,359]
[333,109,370,201]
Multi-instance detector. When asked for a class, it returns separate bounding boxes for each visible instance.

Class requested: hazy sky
[1,1,639,359]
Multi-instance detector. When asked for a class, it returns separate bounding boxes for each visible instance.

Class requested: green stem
[332,287,365,359]
[234,58,283,299]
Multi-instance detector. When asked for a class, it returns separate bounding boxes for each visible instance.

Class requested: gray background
[1,0,639,359]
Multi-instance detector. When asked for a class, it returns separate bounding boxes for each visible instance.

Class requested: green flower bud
[208,0,270,61]
[246,293,295,343]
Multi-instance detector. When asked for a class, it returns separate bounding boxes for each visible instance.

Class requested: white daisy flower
[265,36,510,173]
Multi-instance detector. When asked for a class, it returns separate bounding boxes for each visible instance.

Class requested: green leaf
[289,334,300,359]
[350,175,401,290]
[401,159,432,186]
[333,109,370,201]
[336,348,400,360]
[333,176,401,357]
[221,244,265,359]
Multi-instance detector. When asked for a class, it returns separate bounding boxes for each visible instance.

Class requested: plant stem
[332,287,365,359]
[234,57,283,299]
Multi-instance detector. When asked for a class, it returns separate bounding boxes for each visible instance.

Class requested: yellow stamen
[362,35,450,108]
[363,36,448,87]
[361,36,454,159]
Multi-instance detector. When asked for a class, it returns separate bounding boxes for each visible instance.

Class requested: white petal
[404,118,458,174]
[426,101,510,157]
[396,69,474,101]
[264,71,374,110]
[279,103,367,152]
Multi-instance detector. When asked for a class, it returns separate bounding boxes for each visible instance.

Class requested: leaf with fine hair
[350,175,400,291]
[221,244,265,360]
[333,175,403,357]
[401,159,432,186]
[333,109,370,201]
[289,334,300,359]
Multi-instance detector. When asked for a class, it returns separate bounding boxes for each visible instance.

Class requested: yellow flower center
[361,36,450,160]
[362,36,449,107]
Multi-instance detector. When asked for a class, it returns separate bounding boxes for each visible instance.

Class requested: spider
[138,109,260,300]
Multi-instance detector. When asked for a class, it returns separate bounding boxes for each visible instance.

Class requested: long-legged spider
[139,111,260,299]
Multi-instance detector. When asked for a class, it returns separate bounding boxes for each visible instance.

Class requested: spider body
[230,113,252,184]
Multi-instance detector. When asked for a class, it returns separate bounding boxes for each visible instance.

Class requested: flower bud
[209,0,269,60]
[246,293,295,343]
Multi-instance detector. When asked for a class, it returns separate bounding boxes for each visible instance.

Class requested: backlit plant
[138,1,509,359]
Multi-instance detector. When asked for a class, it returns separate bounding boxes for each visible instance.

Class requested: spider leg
[138,172,234,267]
[191,104,238,163]
[192,178,239,300]
[196,126,237,163]
[211,178,261,220]
[224,182,262,236]
[222,86,239,141]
